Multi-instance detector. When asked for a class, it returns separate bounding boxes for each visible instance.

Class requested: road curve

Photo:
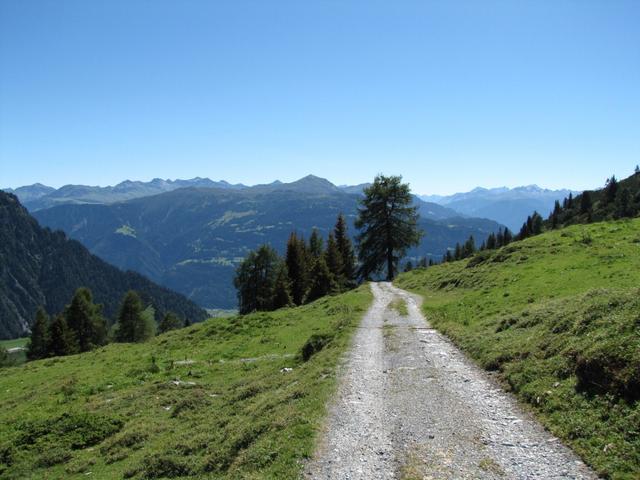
[304,282,598,480]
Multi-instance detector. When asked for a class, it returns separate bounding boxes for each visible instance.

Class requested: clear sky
[1,1,639,195]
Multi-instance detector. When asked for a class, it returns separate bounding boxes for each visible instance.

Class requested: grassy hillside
[0,286,372,479]
[396,218,640,479]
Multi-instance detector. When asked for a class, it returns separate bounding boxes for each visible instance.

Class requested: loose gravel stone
[304,282,598,480]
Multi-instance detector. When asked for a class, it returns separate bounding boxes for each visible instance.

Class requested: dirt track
[304,282,597,479]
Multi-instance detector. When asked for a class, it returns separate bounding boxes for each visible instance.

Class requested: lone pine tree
[355,175,422,280]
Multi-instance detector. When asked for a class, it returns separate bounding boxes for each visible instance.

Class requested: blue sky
[1,1,639,195]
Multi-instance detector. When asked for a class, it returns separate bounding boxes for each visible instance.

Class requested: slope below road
[305,282,596,479]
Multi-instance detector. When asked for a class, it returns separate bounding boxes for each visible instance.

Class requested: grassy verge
[0,285,372,479]
[396,219,640,479]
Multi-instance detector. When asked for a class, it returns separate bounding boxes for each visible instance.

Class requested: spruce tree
[114,291,146,342]
[234,245,280,313]
[463,236,476,258]
[567,192,574,209]
[496,229,504,248]
[503,228,513,245]
[532,212,543,235]
[334,214,356,284]
[519,219,530,240]
[306,256,337,302]
[308,229,324,259]
[486,233,497,250]
[355,175,422,280]
[285,233,309,305]
[65,287,107,352]
[48,314,78,357]
[325,233,344,286]
[580,191,592,214]
[615,187,631,218]
[158,312,182,334]
[272,264,293,309]
[403,261,413,272]
[604,175,618,204]
[419,257,428,268]
[454,242,462,260]
[27,307,50,360]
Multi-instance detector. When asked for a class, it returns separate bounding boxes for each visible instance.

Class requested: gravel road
[304,282,598,479]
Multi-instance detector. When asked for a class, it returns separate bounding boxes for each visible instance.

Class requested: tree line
[235,175,424,312]
[27,288,187,361]
[428,166,640,267]
[234,214,357,314]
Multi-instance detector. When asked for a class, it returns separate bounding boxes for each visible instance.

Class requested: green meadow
[0,286,372,479]
[396,219,640,479]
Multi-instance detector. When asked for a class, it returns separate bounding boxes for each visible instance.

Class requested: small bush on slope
[0,285,371,479]
[396,219,640,479]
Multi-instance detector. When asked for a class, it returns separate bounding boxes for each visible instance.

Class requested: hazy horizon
[2,171,598,198]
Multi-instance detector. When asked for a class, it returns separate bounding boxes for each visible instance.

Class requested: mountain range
[23,175,502,309]
[0,191,207,339]
[420,185,578,231]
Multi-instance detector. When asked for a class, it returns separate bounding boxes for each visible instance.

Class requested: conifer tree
[308,229,324,259]
[496,229,504,248]
[486,233,497,250]
[158,312,182,334]
[27,307,50,360]
[567,192,574,209]
[635,165,640,175]
[403,261,413,272]
[272,264,293,309]
[334,214,356,284]
[419,257,428,268]
[285,233,309,305]
[532,212,543,235]
[463,236,475,257]
[325,233,344,286]
[65,287,107,352]
[355,175,422,280]
[114,291,147,342]
[519,218,530,240]
[454,242,462,260]
[306,256,337,302]
[503,228,513,245]
[604,175,618,204]
[48,314,78,357]
[234,245,280,314]
[580,191,592,214]
[615,187,631,218]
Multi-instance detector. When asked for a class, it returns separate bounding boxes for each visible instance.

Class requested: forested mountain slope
[34,176,502,308]
[0,192,207,339]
